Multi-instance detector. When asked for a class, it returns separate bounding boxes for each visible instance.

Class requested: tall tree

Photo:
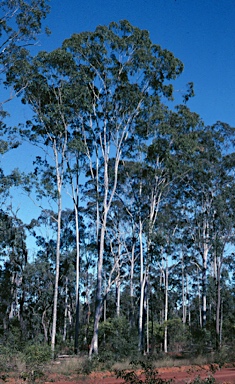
[5,48,85,355]
[0,0,50,113]
[61,20,187,356]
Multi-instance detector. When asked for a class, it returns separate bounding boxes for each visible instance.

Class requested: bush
[0,345,18,372]
[23,343,51,367]
[98,316,138,359]
[115,359,172,384]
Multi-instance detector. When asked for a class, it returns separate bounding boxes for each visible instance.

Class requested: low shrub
[115,359,173,384]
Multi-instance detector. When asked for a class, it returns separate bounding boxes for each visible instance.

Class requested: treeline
[0,3,235,359]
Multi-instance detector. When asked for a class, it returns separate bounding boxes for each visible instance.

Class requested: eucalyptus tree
[60,20,187,356]
[5,47,87,355]
[207,153,235,348]
[180,122,235,332]
[6,19,211,355]
[116,103,203,353]
[0,209,28,343]
[0,0,50,114]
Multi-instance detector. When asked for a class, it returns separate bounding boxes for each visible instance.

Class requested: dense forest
[0,1,235,362]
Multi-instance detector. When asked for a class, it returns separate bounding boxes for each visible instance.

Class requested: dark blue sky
[35,0,235,127]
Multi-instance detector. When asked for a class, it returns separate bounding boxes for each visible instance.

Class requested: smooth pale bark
[65,157,81,353]
[186,274,191,326]
[146,296,149,354]
[138,174,162,353]
[130,237,136,327]
[182,255,186,324]
[51,141,64,357]
[74,200,80,354]
[138,216,144,352]
[164,256,169,354]
[88,114,133,355]
[42,309,49,343]
[63,276,69,342]
[89,138,110,356]
[201,241,209,328]
[51,201,61,356]
[197,268,202,328]
[89,220,107,356]
[215,249,225,349]
[216,264,221,349]
[116,279,121,318]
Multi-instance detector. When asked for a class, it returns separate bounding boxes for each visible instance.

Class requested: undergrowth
[116,359,173,384]
[115,358,217,384]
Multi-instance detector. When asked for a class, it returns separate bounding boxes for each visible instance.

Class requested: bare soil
[2,363,235,383]
[42,363,235,384]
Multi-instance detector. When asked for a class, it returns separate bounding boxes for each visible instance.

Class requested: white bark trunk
[164,257,168,354]
[138,216,144,352]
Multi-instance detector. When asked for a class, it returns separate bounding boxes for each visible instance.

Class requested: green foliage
[166,319,191,350]
[188,375,216,384]
[3,318,25,351]
[116,359,218,384]
[19,344,50,384]
[116,359,173,384]
[23,344,51,367]
[98,317,138,359]
[1,0,50,117]
[0,345,17,372]
[0,343,50,384]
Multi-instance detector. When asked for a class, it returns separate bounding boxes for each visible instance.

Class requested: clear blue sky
[2,0,235,236]
[35,0,235,127]
[6,0,235,138]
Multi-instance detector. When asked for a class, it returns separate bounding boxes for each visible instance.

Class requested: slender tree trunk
[116,239,121,317]
[116,280,121,317]
[84,266,91,348]
[42,309,49,343]
[182,255,186,324]
[51,142,64,357]
[201,210,210,328]
[202,254,207,328]
[186,274,191,326]
[220,300,223,346]
[88,117,128,357]
[216,263,221,349]
[63,276,68,342]
[164,256,168,354]
[130,235,136,327]
[89,219,107,356]
[51,196,62,357]
[138,216,145,353]
[65,156,81,353]
[197,268,202,327]
[74,200,80,354]
[146,292,149,354]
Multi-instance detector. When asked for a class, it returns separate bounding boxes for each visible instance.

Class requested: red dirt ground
[2,363,235,383]
[41,364,235,384]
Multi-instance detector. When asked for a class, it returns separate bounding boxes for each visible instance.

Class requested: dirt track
[44,364,235,384]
